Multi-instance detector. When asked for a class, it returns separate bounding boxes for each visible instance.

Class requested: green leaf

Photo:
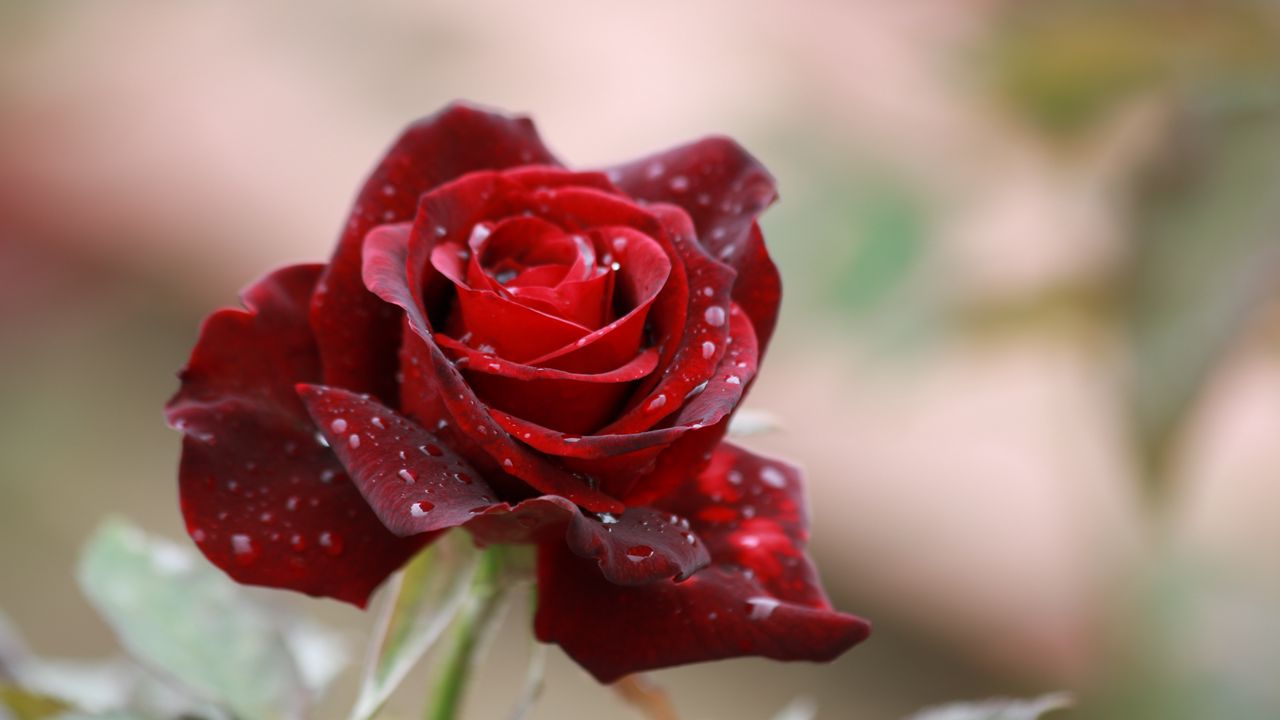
[75,519,306,720]
[348,532,479,720]
[905,692,1072,720]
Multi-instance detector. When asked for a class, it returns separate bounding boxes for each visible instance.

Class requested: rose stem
[423,544,507,720]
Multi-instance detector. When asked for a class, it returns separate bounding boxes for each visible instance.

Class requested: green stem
[423,545,507,720]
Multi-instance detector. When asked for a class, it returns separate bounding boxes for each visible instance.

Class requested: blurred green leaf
[0,685,71,720]
[348,532,478,720]
[905,692,1072,720]
[76,519,306,720]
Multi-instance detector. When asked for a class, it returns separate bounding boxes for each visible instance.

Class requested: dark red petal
[437,337,659,435]
[363,225,624,513]
[599,204,736,435]
[464,499,709,586]
[600,137,782,352]
[534,546,869,683]
[310,103,560,401]
[534,442,868,681]
[655,443,829,604]
[166,264,423,607]
[297,385,497,536]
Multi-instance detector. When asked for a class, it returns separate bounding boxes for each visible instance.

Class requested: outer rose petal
[297,387,709,584]
[165,264,424,607]
[298,385,496,536]
[601,137,783,354]
[534,442,869,681]
[468,501,709,586]
[311,103,560,402]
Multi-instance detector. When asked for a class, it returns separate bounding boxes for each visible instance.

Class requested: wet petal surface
[166,265,423,607]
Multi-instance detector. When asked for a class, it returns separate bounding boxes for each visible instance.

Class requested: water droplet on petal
[704,306,726,327]
[230,534,258,565]
[669,175,689,192]
[398,469,416,484]
[647,394,668,412]
[318,531,344,556]
[760,466,787,489]
[745,597,780,620]
[625,545,655,560]
[702,341,717,359]
[348,434,361,449]
[410,500,434,517]
[289,533,307,552]
[330,418,348,433]
[598,512,620,525]
[371,416,385,429]
[420,443,444,457]
[434,224,448,237]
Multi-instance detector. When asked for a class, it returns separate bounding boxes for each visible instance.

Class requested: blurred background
[3,0,1280,717]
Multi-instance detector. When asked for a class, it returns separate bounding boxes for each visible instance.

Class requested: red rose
[166,102,869,681]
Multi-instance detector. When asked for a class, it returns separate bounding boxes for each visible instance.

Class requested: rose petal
[166,264,424,607]
[363,224,624,513]
[599,204,736,435]
[297,384,497,536]
[310,103,560,403]
[437,337,659,435]
[534,550,869,684]
[600,137,782,352]
[534,442,869,682]
[466,499,709,586]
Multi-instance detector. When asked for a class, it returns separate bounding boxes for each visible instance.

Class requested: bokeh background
[3,1,1280,718]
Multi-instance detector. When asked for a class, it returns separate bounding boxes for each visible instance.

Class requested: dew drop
[625,545,655,560]
[647,394,668,412]
[745,596,780,620]
[563,435,581,443]
[434,224,448,237]
[420,443,444,457]
[191,528,207,543]
[668,175,689,192]
[320,468,338,484]
[598,512,620,525]
[348,434,361,449]
[318,531,344,556]
[285,495,300,511]
[702,341,717,359]
[330,418,348,433]
[503,458,514,468]
[410,500,434,517]
[612,236,628,252]
[726,375,741,385]
[704,306,726,327]
[701,286,714,297]
[454,472,473,485]
[398,468,416,484]
[371,416,385,430]
[289,533,307,552]
[645,161,665,180]
[230,534,258,565]
[759,466,787,489]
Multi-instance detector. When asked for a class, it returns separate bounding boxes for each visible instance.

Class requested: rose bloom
[166,103,869,682]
